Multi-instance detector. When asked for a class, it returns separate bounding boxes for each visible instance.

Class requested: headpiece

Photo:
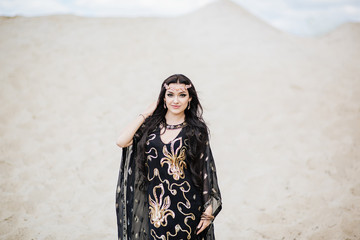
[163,83,192,92]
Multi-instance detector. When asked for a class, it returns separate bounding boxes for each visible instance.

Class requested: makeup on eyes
[166,92,187,97]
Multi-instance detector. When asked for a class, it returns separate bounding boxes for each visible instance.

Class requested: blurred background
[1,0,359,239]
[1,0,360,36]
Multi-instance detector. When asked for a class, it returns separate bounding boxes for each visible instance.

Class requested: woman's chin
[168,108,185,115]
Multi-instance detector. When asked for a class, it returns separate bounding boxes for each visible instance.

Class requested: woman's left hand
[196,204,213,235]
[196,218,211,235]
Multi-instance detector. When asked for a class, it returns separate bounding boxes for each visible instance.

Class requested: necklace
[165,121,187,129]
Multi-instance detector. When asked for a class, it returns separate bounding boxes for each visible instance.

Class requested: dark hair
[135,74,209,189]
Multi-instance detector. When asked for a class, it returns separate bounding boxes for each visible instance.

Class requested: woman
[116,74,222,240]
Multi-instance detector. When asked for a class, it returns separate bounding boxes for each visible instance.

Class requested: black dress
[116,122,222,240]
[145,125,202,239]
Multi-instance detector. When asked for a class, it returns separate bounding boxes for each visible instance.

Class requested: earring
[187,102,191,110]
[164,102,167,109]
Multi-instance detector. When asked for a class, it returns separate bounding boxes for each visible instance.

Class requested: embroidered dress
[146,126,202,239]
[116,123,222,240]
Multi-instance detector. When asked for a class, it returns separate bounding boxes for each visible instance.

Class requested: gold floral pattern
[160,137,187,180]
[149,183,175,228]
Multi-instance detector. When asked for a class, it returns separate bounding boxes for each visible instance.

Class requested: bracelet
[201,212,214,221]
[139,114,146,120]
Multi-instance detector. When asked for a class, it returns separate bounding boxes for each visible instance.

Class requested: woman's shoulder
[184,124,209,140]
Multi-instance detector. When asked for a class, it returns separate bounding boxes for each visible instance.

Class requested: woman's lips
[171,105,180,109]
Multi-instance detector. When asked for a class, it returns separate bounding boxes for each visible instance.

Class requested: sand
[1,0,360,239]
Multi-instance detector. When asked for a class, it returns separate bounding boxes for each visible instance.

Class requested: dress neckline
[159,126,184,145]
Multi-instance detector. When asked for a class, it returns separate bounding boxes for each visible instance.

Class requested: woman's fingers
[196,221,203,232]
[196,219,210,235]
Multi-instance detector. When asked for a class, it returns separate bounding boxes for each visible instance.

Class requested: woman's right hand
[142,100,158,118]
[116,100,158,148]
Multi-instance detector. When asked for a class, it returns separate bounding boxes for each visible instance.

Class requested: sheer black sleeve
[202,139,222,218]
[116,126,149,239]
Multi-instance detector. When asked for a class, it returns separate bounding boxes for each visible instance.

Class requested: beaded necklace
[165,121,187,129]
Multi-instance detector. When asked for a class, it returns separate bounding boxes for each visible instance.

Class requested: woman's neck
[165,112,185,125]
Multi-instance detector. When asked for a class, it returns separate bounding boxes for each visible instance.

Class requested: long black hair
[135,74,209,189]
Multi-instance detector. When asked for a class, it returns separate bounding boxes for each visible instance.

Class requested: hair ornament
[164,83,192,92]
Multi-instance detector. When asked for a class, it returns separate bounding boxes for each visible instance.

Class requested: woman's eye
[180,94,187,97]
[167,93,173,97]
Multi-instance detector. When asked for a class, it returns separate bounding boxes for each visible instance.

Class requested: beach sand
[1,1,360,239]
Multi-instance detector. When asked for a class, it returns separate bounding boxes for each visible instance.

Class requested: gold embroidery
[146,133,156,145]
[161,137,187,180]
[150,224,189,240]
[150,229,166,240]
[147,131,197,239]
[147,168,175,195]
[147,170,195,239]
[146,147,158,162]
[149,183,175,228]
[147,167,190,197]
[176,181,195,239]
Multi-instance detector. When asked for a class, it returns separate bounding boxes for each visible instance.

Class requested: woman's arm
[116,101,157,148]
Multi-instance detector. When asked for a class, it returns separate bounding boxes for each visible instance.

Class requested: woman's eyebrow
[167,90,187,94]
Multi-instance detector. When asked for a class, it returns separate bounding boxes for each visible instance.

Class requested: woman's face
[164,83,192,115]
